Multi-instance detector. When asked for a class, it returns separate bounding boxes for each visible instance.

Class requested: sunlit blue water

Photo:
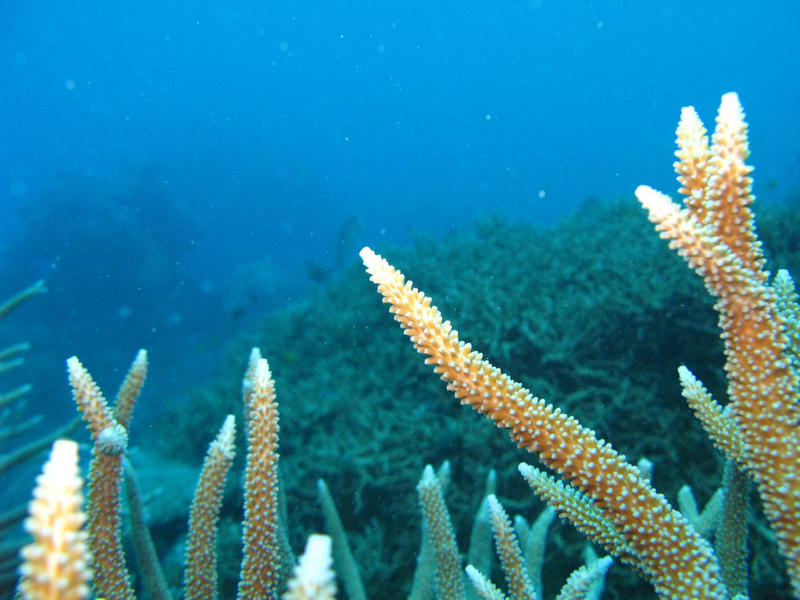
[1,0,798,426]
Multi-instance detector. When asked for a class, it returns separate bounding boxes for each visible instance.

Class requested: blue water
[1,1,799,421]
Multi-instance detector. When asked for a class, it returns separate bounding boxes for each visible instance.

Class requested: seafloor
[4,194,800,600]
[142,196,799,600]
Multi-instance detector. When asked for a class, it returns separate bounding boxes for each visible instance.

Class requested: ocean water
[3,1,799,394]
[1,1,799,598]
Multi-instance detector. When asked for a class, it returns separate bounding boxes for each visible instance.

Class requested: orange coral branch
[636,92,800,596]
[184,415,236,600]
[67,356,133,600]
[18,439,91,600]
[237,348,281,600]
[113,349,148,430]
[361,247,726,599]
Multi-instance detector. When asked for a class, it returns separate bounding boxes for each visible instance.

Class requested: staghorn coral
[17,439,91,600]
[283,535,337,600]
[17,349,331,600]
[68,356,135,600]
[184,415,236,600]
[145,191,800,598]
[0,279,81,598]
[237,348,282,600]
[14,92,800,600]
[361,245,725,599]
[637,92,800,595]
[361,93,799,598]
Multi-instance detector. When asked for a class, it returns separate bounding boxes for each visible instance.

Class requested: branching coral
[361,93,799,599]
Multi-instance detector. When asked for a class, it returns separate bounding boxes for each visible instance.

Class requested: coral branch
[113,349,147,430]
[361,247,726,599]
[67,356,133,600]
[283,535,336,600]
[237,348,282,600]
[184,415,236,600]
[636,93,800,595]
[17,439,91,600]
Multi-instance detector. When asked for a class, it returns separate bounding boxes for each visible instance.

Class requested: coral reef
[152,200,774,598]
[129,185,797,599]
[360,93,798,598]
[10,94,800,600]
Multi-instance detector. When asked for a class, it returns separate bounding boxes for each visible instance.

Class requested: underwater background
[2,1,800,599]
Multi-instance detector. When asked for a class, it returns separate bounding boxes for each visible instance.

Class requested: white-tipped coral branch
[283,534,337,600]
[67,356,133,600]
[416,464,465,600]
[485,495,536,600]
[184,414,236,600]
[112,349,147,430]
[465,565,508,600]
[237,348,282,600]
[17,439,91,600]
[636,92,800,595]
[677,366,745,468]
[553,555,612,600]
[361,247,725,599]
